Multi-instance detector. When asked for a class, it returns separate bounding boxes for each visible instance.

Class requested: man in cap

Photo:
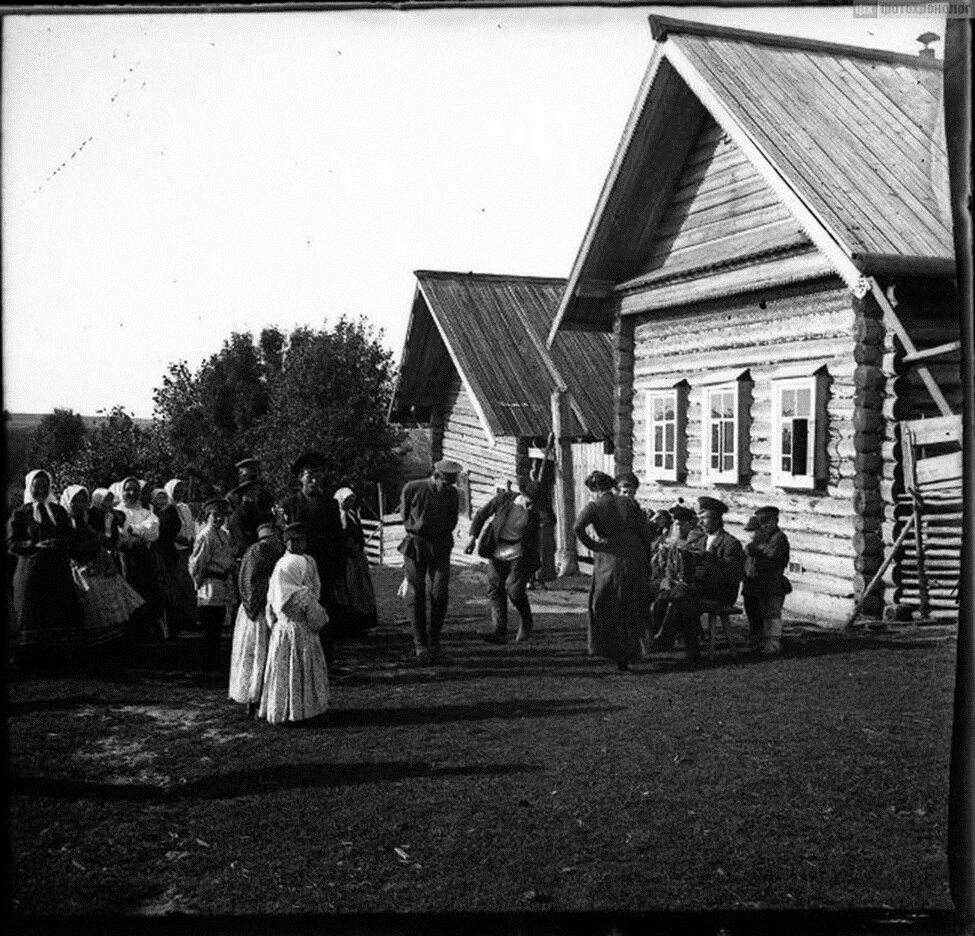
[398,458,462,662]
[280,452,345,670]
[650,497,745,663]
[464,475,542,644]
[228,479,276,561]
[743,506,791,655]
[232,457,276,513]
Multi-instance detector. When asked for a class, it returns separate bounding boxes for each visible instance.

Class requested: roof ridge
[413,270,567,285]
[648,15,943,71]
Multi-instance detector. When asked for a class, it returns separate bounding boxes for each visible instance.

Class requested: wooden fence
[362,513,406,567]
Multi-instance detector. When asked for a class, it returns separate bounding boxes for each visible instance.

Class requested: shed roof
[550,16,953,338]
[390,271,614,440]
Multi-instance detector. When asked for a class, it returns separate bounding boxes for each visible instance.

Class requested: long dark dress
[7,501,84,658]
[153,503,197,636]
[334,509,378,639]
[574,492,653,664]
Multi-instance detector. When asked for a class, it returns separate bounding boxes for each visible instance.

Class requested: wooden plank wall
[630,280,859,624]
[571,441,616,564]
[438,373,519,550]
[879,278,962,620]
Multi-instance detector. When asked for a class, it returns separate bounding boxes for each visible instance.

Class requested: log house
[548,17,961,624]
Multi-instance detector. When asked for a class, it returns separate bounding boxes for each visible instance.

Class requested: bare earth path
[7,565,956,923]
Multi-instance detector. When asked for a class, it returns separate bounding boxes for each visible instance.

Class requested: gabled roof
[390,271,614,441]
[550,16,954,339]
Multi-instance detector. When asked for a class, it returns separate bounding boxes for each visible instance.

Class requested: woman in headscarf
[7,470,84,660]
[258,523,330,725]
[573,470,654,672]
[114,476,161,643]
[188,497,236,669]
[332,486,378,640]
[229,522,285,718]
[62,484,144,649]
[150,486,195,640]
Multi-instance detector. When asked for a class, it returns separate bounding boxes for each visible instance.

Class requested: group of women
[7,470,203,661]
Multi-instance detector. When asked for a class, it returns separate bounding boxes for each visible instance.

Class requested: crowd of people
[8,450,791,725]
[7,451,378,725]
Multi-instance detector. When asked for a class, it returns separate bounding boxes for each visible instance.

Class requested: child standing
[743,506,791,655]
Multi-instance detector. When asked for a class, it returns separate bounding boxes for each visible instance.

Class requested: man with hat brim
[231,456,276,517]
[229,522,285,718]
[651,496,745,664]
[279,455,346,671]
[398,459,462,662]
[228,479,276,562]
[188,497,236,669]
[743,507,791,655]
[464,476,542,644]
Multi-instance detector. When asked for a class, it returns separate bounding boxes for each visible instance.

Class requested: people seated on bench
[743,506,791,656]
[649,496,745,663]
[648,501,703,652]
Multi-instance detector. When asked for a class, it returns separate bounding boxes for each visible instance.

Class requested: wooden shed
[548,17,961,624]
[389,270,615,558]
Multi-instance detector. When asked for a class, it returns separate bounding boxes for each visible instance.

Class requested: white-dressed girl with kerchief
[114,476,161,641]
[258,522,330,725]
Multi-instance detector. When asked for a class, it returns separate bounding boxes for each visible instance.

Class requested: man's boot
[480,606,508,644]
[760,617,782,656]
[515,609,533,642]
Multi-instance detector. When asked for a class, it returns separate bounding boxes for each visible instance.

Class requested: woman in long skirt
[573,470,653,672]
[62,485,144,650]
[114,476,161,643]
[7,469,84,660]
[332,487,378,639]
[229,522,285,717]
[258,522,330,725]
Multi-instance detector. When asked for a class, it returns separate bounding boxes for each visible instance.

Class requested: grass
[6,564,957,920]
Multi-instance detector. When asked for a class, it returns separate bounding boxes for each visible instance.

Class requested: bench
[699,602,741,661]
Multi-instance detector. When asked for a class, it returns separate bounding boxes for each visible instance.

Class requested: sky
[2,2,947,418]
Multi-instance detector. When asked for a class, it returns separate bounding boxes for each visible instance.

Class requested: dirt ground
[6,563,958,923]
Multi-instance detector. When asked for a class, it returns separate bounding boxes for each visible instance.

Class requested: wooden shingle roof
[550,17,954,338]
[390,272,614,440]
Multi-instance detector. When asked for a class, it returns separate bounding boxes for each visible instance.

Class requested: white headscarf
[90,488,111,510]
[24,469,56,523]
[333,487,356,529]
[164,478,184,503]
[109,480,126,503]
[60,484,88,513]
[267,553,321,617]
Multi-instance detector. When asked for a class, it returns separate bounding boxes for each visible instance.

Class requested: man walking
[398,459,461,663]
[464,476,541,644]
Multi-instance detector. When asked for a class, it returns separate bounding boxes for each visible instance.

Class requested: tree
[26,408,88,468]
[257,318,400,504]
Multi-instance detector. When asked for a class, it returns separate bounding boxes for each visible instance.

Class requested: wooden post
[911,490,930,620]
[377,482,385,566]
[552,388,579,576]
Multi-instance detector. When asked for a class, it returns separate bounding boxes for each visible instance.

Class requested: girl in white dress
[258,523,330,725]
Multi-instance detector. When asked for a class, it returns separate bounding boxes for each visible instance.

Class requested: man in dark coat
[398,459,461,663]
[650,496,745,663]
[743,506,791,656]
[233,457,277,519]
[228,479,275,561]
[464,476,542,644]
[279,452,345,668]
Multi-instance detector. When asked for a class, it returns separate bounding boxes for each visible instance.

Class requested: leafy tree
[257,318,400,504]
[26,408,88,468]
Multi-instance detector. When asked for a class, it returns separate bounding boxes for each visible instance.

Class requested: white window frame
[644,381,688,482]
[703,385,739,483]
[771,369,828,490]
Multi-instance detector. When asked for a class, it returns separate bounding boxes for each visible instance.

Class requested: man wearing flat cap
[398,458,462,662]
[231,457,276,516]
[280,452,346,669]
[464,475,542,644]
[743,506,791,655]
[228,479,276,562]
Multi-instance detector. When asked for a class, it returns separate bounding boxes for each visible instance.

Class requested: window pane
[663,399,675,421]
[721,391,735,418]
[792,419,809,475]
[722,420,734,456]
[711,423,720,468]
[665,423,675,452]
[796,388,811,417]
[653,398,664,420]
[781,389,795,418]
[654,425,663,452]
[664,453,674,470]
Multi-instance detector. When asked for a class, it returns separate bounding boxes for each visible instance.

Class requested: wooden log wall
[614,315,636,476]
[628,277,862,624]
[879,277,962,621]
[439,372,519,549]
